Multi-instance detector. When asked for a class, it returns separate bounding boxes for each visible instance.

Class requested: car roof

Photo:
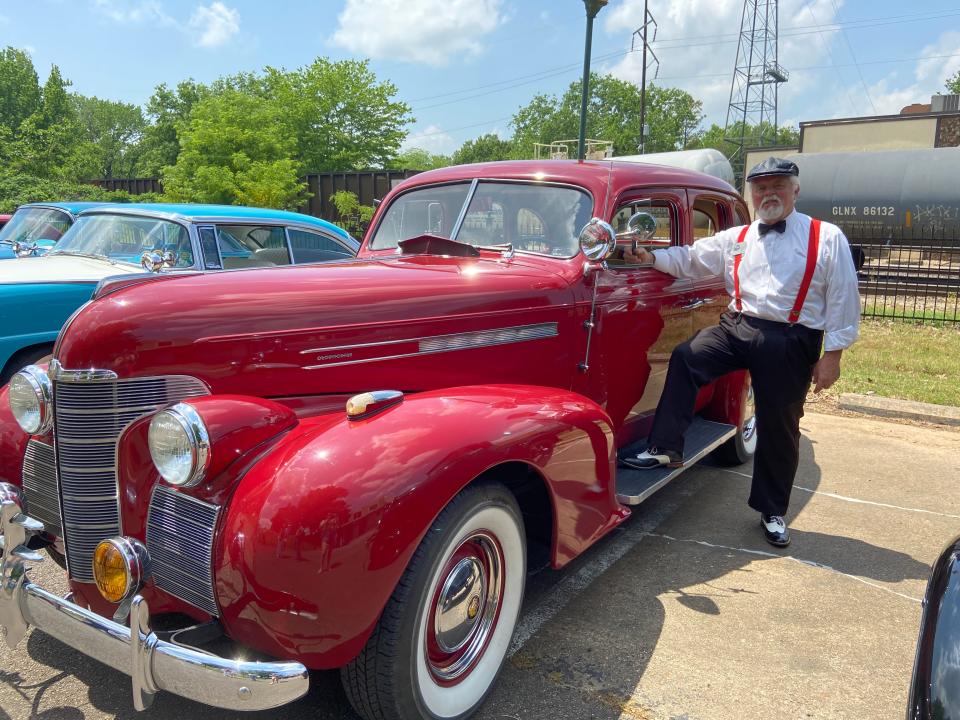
[76,203,353,241]
[399,159,738,194]
[20,201,108,215]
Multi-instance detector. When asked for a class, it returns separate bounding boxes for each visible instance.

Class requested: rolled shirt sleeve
[822,226,861,351]
[651,229,734,279]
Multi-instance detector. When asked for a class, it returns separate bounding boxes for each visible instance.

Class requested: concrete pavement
[1,412,957,719]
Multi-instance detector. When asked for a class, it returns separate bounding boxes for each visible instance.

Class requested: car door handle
[679,298,715,310]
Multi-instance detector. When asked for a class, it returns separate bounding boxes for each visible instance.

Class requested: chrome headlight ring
[147,403,210,488]
[8,365,53,435]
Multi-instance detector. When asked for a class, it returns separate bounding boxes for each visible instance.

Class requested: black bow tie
[758,220,787,236]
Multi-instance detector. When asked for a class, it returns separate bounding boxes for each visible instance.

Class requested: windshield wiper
[47,250,131,267]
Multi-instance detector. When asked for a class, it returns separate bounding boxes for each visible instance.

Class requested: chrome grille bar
[146,486,220,616]
[54,374,208,582]
[21,440,62,539]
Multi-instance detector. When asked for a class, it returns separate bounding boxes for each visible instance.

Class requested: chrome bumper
[0,496,309,711]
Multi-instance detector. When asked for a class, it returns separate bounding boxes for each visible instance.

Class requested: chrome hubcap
[435,557,487,653]
[427,532,503,683]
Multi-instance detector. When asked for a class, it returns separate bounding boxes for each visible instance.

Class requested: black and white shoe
[760,514,790,547]
[620,446,683,470]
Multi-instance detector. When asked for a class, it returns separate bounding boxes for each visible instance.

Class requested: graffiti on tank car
[914,204,958,220]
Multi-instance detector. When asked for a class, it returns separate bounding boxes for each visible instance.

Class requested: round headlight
[8,366,53,435]
[148,403,210,487]
[93,537,148,604]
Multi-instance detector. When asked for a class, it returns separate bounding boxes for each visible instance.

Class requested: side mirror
[140,250,176,273]
[12,240,39,258]
[617,211,665,252]
[578,217,617,262]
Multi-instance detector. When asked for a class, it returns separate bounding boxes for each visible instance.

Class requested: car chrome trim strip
[49,360,118,383]
[301,322,559,370]
[449,178,479,241]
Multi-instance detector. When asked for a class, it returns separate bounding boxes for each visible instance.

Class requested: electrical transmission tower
[630,1,658,154]
[723,0,788,187]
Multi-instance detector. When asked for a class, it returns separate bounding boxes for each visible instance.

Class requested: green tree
[136,79,210,176]
[12,65,86,179]
[264,58,412,171]
[330,190,375,236]
[390,147,451,170]
[0,47,41,135]
[162,90,305,208]
[451,133,514,165]
[946,71,960,94]
[73,95,146,179]
[510,74,703,158]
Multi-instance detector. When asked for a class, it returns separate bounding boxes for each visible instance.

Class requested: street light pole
[639,0,648,154]
[578,0,608,161]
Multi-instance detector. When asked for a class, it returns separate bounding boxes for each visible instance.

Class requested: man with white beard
[621,157,860,547]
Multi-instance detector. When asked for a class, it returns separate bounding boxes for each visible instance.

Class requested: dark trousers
[649,312,824,516]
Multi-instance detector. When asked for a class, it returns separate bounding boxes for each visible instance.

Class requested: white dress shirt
[651,210,860,351]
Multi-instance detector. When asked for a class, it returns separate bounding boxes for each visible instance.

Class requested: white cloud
[601,0,845,128]
[402,125,458,155]
[331,0,504,66]
[92,0,174,25]
[188,2,240,48]
[859,31,960,116]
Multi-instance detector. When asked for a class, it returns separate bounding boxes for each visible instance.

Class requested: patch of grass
[828,319,960,406]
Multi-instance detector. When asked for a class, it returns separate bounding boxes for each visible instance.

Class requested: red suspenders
[733,225,750,313]
[733,218,822,324]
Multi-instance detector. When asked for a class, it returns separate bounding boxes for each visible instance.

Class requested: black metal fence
[91,177,163,194]
[845,225,960,324]
[299,170,420,222]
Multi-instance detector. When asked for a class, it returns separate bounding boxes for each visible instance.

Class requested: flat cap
[746,156,799,182]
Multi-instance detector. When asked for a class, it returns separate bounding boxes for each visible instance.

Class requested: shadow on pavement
[477,433,931,719]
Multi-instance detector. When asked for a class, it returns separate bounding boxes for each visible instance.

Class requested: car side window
[609,201,676,267]
[288,228,353,264]
[215,225,290,269]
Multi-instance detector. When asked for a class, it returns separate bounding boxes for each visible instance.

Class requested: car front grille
[146,486,220,616]
[53,374,208,582]
[21,439,62,539]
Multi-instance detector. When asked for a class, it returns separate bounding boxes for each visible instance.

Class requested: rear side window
[215,225,290,269]
[288,228,353,264]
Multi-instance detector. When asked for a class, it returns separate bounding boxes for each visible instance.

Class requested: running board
[615,418,737,506]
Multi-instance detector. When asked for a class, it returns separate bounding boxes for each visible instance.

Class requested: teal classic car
[0,203,357,384]
[0,202,105,259]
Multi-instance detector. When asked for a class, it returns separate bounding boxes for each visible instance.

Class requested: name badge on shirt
[732,244,745,256]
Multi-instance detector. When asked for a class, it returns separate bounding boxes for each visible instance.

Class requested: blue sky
[1,0,959,156]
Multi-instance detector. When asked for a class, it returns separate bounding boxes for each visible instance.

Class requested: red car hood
[56,255,579,396]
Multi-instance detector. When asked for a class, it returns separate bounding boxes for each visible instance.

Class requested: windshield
[0,207,73,245]
[51,214,194,268]
[369,181,593,258]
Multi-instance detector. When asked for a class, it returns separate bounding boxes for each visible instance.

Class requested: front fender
[214,384,624,668]
[907,535,960,720]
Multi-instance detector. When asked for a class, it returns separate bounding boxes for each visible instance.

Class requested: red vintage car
[0,160,754,719]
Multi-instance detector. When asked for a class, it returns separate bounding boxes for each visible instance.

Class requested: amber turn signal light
[92,537,149,604]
